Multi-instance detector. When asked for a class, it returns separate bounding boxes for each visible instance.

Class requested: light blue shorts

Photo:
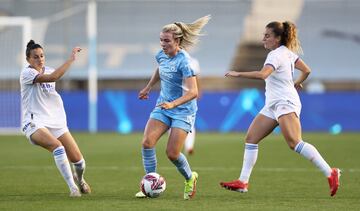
[150,109,195,133]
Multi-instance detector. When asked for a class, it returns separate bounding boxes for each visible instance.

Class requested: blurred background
[0,0,359,134]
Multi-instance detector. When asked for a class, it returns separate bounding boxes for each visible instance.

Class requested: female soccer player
[135,15,210,200]
[220,21,340,197]
[20,40,91,197]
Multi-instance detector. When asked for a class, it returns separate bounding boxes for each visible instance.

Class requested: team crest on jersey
[169,62,176,72]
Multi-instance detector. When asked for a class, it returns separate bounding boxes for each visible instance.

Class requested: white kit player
[184,57,201,155]
[20,40,91,197]
[220,21,340,197]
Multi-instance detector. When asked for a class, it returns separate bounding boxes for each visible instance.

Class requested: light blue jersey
[154,49,198,120]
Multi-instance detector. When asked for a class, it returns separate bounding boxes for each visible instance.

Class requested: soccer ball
[140,172,166,198]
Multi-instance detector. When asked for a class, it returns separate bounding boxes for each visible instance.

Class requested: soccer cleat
[220,179,248,193]
[78,180,91,194]
[184,172,198,200]
[74,174,91,194]
[328,168,341,197]
[69,187,81,197]
[135,191,147,198]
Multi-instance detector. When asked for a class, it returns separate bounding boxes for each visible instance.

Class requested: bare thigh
[246,114,278,144]
[166,127,188,161]
[277,112,302,149]
[142,118,169,148]
[30,128,62,152]
[58,132,83,162]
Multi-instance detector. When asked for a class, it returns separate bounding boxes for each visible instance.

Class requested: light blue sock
[171,153,192,180]
[142,148,157,174]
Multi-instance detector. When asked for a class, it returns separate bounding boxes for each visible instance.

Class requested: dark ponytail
[26,40,43,58]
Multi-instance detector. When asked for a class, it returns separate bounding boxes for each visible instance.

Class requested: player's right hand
[70,47,82,61]
[225,71,239,77]
[138,88,150,100]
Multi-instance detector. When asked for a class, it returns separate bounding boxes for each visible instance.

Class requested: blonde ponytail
[162,15,211,50]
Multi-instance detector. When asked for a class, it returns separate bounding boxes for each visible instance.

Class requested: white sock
[239,143,258,183]
[184,128,195,152]
[53,146,78,190]
[294,141,332,177]
[73,158,86,183]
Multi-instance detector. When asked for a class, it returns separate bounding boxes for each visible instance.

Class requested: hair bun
[26,40,35,48]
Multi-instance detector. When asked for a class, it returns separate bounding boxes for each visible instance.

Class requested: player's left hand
[294,83,303,91]
[157,101,176,110]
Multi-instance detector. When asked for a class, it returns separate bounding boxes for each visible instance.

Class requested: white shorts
[22,120,69,144]
[260,100,301,121]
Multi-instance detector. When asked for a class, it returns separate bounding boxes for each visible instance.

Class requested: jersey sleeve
[264,51,280,72]
[155,50,163,64]
[180,59,196,78]
[291,51,299,64]
[21,68,39,85]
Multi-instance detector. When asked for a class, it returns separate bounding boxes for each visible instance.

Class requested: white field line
[1,166,359,172]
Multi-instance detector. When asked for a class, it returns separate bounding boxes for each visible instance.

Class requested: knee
[141,137,155,149]
[166,149,179,161]
[244,134,257,144]
[30,135,62,152]
[44,141,62,152]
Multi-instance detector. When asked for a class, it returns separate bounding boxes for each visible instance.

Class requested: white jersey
[263,45,300,107]
[20,66,67,129]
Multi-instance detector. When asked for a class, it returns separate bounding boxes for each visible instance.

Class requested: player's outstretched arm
[34,47,81,83]
[225,65,273,80]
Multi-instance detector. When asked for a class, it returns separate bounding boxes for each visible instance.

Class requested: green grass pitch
[0,132,359,210]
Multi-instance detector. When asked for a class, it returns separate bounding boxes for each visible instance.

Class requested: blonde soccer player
[20,40,91,197]
[135,15,210,200]
[220,21,340,197]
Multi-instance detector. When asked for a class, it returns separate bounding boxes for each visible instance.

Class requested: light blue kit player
[136,15,210,200]
[152,49,197,132]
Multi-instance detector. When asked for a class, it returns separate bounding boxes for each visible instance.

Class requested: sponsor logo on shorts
[286,100,295,106]
[22,122,35,132]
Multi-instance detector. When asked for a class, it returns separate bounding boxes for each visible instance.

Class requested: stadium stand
[0,0,359,91]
